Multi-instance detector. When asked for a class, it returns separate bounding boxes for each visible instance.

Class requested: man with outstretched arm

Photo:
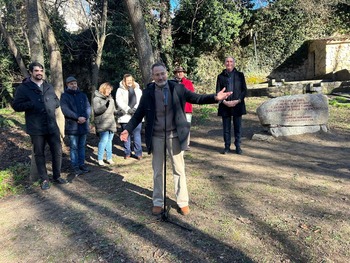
[120,62,232,216]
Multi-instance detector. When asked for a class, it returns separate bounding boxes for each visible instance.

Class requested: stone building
[269,37,350,81]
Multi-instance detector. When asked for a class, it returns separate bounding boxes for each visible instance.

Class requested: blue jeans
[68,134,87,167]
[121,123,142,157]
[222,116,242,149]
[98,131,114,161]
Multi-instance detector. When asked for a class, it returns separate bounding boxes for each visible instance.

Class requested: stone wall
[326,41,350,76]
[247,80,350,98]
[269,38,350,82]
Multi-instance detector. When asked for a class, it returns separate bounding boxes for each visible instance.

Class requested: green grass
[0,108,25,128]
[198,105,217,121]
[329,97,350,108]
[0,163,28,198]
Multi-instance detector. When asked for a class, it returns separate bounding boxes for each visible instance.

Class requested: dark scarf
[128,87,136,109]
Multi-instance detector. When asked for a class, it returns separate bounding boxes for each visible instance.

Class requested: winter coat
[93,90,117,133]
[216,68,247,117]
[60,88,91,135]
[12,78,60,135]
[179,77,195,113]
[115,81,142,124]
[125,80,217,154]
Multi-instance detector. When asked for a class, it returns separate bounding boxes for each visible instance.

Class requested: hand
[77,117,86,124]
[116,109,125,117]
[120,130,129,142]
[223,100,240,107]
[216,87,233,101]
[127,108,134,115]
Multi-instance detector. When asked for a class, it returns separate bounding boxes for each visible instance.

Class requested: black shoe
[236,147,242,154]
[221,148,230,154]
[41,180,50,190]
[53,177,67,184]
[79,164,90,173]
[72,166,83,176]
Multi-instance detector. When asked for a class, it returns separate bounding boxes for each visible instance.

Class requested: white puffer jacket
[115,81,142,124]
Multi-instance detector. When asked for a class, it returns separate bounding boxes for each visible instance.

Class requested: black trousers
[222,115,242,150]
[30,132,62,181]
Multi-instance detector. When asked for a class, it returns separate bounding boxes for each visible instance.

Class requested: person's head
[122,74,135,89]
[28,61,44,81]
[66,76,78,90]
[151,62,168,87]
[173,66,186,80]
[225,56,235,72]
[98,82,113,96]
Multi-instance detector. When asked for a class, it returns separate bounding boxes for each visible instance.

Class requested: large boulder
[256,94,329,137]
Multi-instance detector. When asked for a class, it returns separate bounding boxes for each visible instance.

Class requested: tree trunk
[38,0,65,140]
[90,0,108,116]
[159,0,173,71]
[26,0,44,64]
[26,0,45,182]
[124,0,155,85]
[0,19,28,77]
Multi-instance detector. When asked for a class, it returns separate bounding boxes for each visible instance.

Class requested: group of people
[12,56,247,217]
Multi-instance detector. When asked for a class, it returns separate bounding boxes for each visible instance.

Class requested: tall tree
[37,0,65,139]
[172,0,243,68]
[0,17,28,77]
[124,0,155,85]
[88,0,109,105]
[26,0,44,64]
[159,0,173,70]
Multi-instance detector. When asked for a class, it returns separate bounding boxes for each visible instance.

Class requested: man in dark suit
[216,56,247,154]
[120,62,232,216]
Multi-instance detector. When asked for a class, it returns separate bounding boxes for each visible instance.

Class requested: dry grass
[0,97,349,262]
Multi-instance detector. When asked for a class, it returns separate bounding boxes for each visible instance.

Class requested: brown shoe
[152,206,163,216]
[179,206,190,216]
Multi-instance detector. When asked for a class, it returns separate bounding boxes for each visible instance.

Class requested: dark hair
[151,62,167,71]
[28,61,44,72]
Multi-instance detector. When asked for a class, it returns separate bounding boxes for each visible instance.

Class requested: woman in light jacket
[116,74,143,159]
[93,82,117,166]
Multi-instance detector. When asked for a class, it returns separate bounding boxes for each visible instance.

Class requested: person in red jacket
[173,66,194,150]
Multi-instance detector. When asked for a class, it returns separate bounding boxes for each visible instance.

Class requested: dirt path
[0,103,349,262]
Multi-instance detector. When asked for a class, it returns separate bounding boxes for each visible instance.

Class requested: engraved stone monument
[256,94,329,137]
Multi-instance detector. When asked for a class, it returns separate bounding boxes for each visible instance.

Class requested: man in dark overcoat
[216,56,247,154]
[12,61,67,190]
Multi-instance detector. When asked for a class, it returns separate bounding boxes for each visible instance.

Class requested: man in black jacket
[216,56,247,155]
[12,62,67,190]
[120,62,232,216]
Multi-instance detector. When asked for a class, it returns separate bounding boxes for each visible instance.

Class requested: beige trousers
[151,136,189,208]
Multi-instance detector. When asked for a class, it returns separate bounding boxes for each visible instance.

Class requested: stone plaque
[257,94,329,126]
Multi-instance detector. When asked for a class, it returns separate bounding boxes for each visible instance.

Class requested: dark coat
[12,78,60,135]
[216,68,247,117]
[60,88,91,135]
[93,90,117,133]
[125,80,217,154]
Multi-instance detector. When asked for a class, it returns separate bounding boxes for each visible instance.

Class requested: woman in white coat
[116,74,143,159]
